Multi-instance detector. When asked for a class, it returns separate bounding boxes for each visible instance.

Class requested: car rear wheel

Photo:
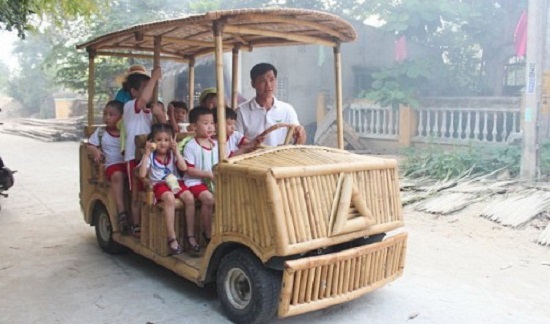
[94,204,125,254]
[217,249,281,324]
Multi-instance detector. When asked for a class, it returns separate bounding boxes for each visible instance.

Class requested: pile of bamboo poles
[0,116,86,141]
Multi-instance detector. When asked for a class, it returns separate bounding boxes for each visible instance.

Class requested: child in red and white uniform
[183,107,218,243]
[122,67,166,236]
[86,100,129,233]
[215,107,263,158]
[138,123,197,255]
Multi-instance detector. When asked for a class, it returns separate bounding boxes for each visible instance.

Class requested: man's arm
[287,105,306,144]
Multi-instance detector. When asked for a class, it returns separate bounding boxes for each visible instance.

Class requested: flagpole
[521,0,546,178]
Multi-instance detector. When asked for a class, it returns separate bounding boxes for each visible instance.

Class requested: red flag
[514,10,527,57]
[394,35,407,63]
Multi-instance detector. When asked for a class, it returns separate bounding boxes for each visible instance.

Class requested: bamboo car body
[77,8,407,321]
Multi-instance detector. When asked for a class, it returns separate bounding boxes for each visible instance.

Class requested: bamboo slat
[305,267,316,303]
[328,173,345,236]
[333,174,353,235]
[223,25,336,47]
[292,271,302,305]
[266,174,288,250]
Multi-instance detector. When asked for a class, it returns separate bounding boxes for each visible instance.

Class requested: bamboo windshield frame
[80,8,356,161]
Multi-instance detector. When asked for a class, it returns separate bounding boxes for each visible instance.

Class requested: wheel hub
[98,212,112,242]
[225,268,251,310]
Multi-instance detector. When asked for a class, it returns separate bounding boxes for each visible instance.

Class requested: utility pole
[521,0,546,178]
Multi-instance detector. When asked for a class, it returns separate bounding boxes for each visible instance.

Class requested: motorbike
[0,155,15,211]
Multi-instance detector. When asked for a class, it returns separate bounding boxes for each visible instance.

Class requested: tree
[7,32,55,116]
[0,0,104,39]
[359,0,527,98]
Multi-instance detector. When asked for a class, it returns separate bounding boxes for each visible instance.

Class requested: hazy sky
[0,30,19,72]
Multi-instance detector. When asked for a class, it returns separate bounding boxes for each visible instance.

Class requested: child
[215,107,261,157]
[123,66,166,237]
[183,107,218,243]
[86,100,129,233]
[138,123,199,255]
[168,100,189,133]
[114,64,148,104]
[198,87,218,110]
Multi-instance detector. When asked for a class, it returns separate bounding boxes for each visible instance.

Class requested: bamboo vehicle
[77,8,407,323]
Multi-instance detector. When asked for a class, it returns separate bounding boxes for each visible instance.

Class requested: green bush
[401,144,521,179]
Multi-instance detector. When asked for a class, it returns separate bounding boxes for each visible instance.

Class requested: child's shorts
[105,163,126,181]
[153,180,188,201]
[188,184,209,199]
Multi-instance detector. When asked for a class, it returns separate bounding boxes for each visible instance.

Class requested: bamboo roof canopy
[76,8,357,60]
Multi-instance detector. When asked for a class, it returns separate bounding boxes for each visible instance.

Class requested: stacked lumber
[0,116,86,141]
[314,106,366,150]
[480,190,550,227]
[537,224,550,246]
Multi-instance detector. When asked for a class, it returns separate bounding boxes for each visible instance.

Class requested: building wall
[240,24,395,126]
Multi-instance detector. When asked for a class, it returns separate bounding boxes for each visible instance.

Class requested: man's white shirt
[236,97,299,146]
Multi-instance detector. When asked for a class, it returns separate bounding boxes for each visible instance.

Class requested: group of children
[86,65,259,256]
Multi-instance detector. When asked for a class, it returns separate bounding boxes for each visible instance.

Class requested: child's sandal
[167,237,184,255]
[202,232,211,244]
[117,212,129,234]
[185,235,200,254]
[130,224,141,238]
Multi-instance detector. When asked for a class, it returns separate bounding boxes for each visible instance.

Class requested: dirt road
[0,133,549,323]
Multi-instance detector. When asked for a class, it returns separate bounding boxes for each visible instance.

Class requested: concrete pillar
[399,105,416,148]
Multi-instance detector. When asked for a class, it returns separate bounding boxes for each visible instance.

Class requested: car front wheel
[217,249,281,324]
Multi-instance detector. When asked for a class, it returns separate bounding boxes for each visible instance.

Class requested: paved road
[1,133,549,324]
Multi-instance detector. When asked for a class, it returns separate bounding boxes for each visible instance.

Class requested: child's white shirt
[123,99,153,161]
[140,151,179,185]
[88,128,124,167]
[183,138,219,187]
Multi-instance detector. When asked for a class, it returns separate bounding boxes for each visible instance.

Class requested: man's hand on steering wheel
[293,125,306,144]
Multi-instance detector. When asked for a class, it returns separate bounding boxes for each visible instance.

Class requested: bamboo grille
[275,168,401,244]
[279,233,407,317]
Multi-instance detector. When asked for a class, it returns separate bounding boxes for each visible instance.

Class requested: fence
[344,97,522,148]
[347,101,399,140]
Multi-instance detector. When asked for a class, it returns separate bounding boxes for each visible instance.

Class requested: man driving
[236,63,306,146]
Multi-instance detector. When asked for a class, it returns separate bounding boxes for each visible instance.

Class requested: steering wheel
[255,123,298,145]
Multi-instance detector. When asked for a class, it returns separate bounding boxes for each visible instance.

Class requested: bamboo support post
[333,44,344,149]
[188,58,195,108]
[152,36,162,105]
[231,46,240,109]
[87,49,96,126]
[213,21,227,161]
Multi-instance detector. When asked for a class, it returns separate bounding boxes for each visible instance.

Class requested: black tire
[94,204,125,254]
[217,249,281,324]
